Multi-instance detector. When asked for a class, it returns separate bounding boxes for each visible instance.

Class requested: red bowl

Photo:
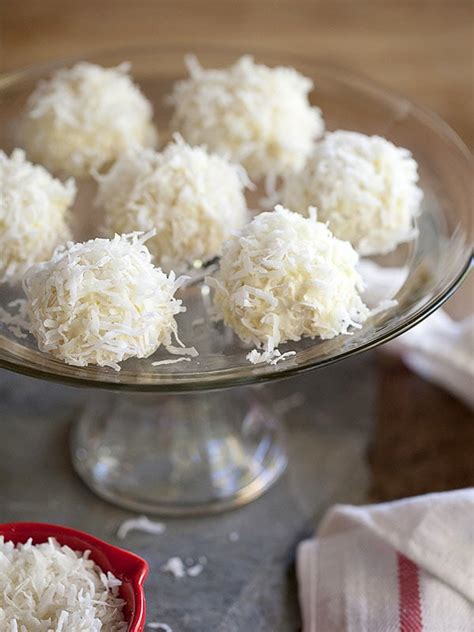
[0,522,148,631]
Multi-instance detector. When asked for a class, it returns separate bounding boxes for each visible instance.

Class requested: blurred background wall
[1,0,473,149]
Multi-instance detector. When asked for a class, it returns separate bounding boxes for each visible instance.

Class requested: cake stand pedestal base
[70,387,287,516]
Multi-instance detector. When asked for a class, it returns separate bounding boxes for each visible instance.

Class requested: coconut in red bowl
[0,522,148,631]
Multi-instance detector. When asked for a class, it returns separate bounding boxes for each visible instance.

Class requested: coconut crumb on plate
[246,348,297,366]
[151,357,191,367]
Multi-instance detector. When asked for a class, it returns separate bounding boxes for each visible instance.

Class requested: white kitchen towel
[359,261,474,409]
[297,489,474,632]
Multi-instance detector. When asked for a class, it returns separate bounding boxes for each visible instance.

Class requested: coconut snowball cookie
[21,62,157,178]
[208,205,370,361]
[96,136,250,272]
[0,149,75,286]
[21,233,187,370]
[169,55,324,180]
[282,131,423,256]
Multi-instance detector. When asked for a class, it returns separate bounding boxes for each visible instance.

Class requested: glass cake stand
[0,45,471,515]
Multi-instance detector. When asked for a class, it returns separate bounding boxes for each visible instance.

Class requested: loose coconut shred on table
[117,515,166,540]
[0,537,126,631]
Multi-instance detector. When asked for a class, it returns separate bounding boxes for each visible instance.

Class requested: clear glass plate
[0,44,472,393]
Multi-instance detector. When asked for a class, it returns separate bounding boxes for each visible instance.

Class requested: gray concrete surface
[0,353,374,631]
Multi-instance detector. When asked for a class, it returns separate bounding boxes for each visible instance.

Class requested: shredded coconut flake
[161,557,186,579]
[116,515,166,540]
[246,348,296,366]
[96,135,250,272]
[161,556,207,579]
[186,563,204,577]
[18,232,188,370]
[169,55,324,180]
[21,62,157,177]
[151,357,191,366]
[165,344,198,357]
[207,205,369,358]
[282,131,423,255]
[0,149,75,285]
[0,536,126,631]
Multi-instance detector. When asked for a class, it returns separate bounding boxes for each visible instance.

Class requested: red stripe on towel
[398,553,423,632]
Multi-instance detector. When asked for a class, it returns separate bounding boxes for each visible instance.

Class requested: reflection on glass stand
[71,387,287,515]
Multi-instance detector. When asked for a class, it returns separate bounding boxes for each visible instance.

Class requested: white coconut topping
[96,136,250,272]
[21,62,157,177]
[0,149,75,285]
[246,348,296,365]
[282,131,423,255]
[21,232,189,370]
[207,205,369,355]
[151,356,191,366]
[169,55,324,180]
[0,537,126,631]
